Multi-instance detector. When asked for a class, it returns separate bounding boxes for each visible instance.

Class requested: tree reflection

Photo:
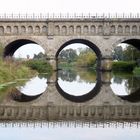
[125,76,140,94]
[112,72,140,95]
[58,69,77,82]
[58,68,96,83]
[112,76,123,84]
[77,69,96,83]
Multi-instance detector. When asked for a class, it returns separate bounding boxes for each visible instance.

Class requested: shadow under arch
[55,39,102,70]
[122,39,140,50]
[118,88,140,103]
[55,71,102,102]
[9,88,43,102]
[113,38,140,51]
[3,39,39,57]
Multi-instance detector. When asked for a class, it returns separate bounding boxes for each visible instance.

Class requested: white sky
[0,0,140,14]
[14,44,45,58]
[62,43,89,55]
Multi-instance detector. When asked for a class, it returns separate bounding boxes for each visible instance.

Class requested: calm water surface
[5,69,140,98]
[1,69,140,139]
[57,69,96,96]
[0,125,140,140]
[17,75,48,96]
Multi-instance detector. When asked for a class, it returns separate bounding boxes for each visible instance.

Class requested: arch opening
[55,39,102,101]
[56,39,102,69]
[111,38,140,102]
[2,39,49,103]
[4,39,45,59]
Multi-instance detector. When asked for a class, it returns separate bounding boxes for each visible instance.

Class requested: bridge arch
[111,37,140,102]
[55,38,102,69]
[3,37,46,57]
[113,37,140,50]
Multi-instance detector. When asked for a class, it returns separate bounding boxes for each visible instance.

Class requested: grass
[112,71,133,79]
[133,67,140,75]
[0,58,53,86]
[0,59,37,84]
[112,61,136,72]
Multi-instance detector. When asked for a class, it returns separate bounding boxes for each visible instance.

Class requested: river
[0,68,140,140]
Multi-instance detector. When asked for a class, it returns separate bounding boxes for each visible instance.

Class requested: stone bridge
[0,14,140,70]
[0,14,140,125]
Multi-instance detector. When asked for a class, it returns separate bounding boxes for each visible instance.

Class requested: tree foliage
[112,45,140,61]
[59,49,77,63]
[33,52,47,60]
[123,45,140,61]
[58,47,97,68]
[112,46,123,60]
[76,48,96,67]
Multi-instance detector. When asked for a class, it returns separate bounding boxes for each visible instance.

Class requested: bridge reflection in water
[1,71,140,128]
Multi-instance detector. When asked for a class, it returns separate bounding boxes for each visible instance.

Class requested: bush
[26,59,52,74]
[16,66,32,79]
[76,51,96,67]
[112,61,136,72]
[133,67,140,75]
[0,59,36,83]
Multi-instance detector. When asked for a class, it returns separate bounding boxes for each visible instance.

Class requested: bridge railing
[0,121,140,128]
[0,13,140,20]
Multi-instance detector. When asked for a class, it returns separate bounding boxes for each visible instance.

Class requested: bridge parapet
[0,105,140,121]
[50,105,140,120]
[0,120,140,128]
[0,13,140,20]
[0,14,139,36]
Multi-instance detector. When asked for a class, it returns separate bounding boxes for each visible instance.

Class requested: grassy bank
[112,61,136,72]
[0,59,37,84]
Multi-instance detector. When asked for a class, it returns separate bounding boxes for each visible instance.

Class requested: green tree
[123,45,140,61]
[112,45,140,62]
[76,48,96,67]
[33,52,47,60]
[112,46,123,60]
[59,49,78,63]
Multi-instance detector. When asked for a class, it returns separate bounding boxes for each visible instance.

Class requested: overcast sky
[0,0,140,14]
